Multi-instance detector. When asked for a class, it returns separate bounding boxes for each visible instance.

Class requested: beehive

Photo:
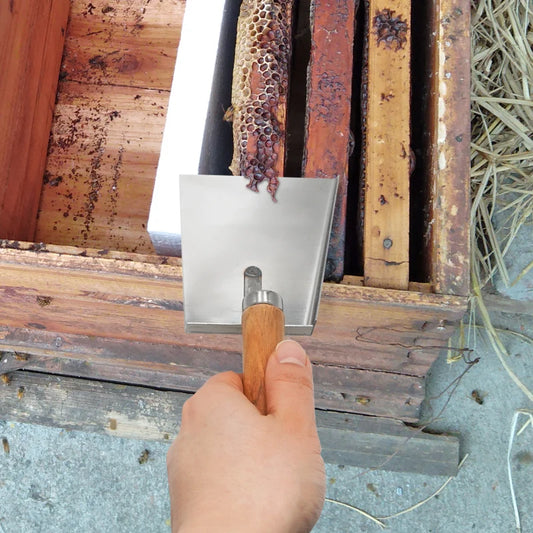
[0,0,470,473]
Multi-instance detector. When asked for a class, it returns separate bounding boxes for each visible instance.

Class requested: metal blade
[180,175,337,334]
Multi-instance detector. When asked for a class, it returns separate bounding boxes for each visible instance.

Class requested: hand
[167,340,326,533]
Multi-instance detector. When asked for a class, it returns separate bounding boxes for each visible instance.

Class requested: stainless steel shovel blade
[180,175,337,334]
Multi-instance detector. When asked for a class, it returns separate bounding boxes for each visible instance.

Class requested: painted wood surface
[362,0,411,289]
[0,0,70,240]
[0,371,460,476]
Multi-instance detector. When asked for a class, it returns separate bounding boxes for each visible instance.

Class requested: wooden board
[35,0,186,253]
[0,0,70,240]
[0,371,460,476]
[0,348,425,421]
[426,0,470,296]
[0,244,468,422]
[58,0,185,90]
[36,83,168,253]
[362,0,411,289]
[0,245,467,374]
[302,0,359,281]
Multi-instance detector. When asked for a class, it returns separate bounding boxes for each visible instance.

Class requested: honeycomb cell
[229,0,294,199]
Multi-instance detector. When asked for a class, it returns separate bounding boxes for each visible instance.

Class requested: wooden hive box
[0,0,470,475]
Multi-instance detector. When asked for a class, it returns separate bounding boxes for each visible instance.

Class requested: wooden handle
[242,303,285,414]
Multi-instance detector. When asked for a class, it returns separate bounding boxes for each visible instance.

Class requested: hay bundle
[471,0,533,288]
[467,0,533,401]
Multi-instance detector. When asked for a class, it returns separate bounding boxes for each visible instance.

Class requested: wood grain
[302,0,358,281]
[0,246,467,367]
[316,409,460,476]
[36,0,185,253]
[242,304,284,414]
[0,371,460,475]
[426,0,470,295]
[0,0,70,240]
[36,83,169,252]
[59,0,185,90]
[362,0,411,289]
[0,343,425,421]
[0,244,468,421]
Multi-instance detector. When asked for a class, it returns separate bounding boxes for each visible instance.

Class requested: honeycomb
[229,0,294,199]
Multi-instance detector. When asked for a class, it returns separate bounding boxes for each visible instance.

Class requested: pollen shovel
[179,175,337,414]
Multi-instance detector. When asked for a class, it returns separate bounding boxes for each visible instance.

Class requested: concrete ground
[1,307,531,533]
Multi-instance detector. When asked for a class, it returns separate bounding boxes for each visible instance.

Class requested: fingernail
[276,340,307,367]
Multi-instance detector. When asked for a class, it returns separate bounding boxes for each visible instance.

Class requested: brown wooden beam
[426,0,471,296]
[302,0,359,281]
[0,371,460,476]
[0,245,467,376]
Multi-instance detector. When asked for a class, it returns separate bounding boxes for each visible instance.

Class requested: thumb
[265,340,316,431]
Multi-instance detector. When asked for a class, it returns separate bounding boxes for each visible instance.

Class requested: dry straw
[468,0,532,400]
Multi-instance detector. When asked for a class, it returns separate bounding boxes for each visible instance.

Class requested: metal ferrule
[243,289,283,311]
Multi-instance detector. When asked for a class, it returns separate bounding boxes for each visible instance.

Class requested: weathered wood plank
[0,247,468,377]
[0,0,70,240]
[0,244,467,422]
[0,323,442,421]
[362,0,411,289]
[35,82,168,254]
[302,0,358,281]
[0,371,460,475]
[316,410,459,476]
[0,239,181,267]
[0,340,425,422]
[481,294,533,317]
[36,0,185,253]
[426,0,470,295]
[0,371,182,441]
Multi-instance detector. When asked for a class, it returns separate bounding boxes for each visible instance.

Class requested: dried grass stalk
[469,0,533,401]
[471,0,533,288]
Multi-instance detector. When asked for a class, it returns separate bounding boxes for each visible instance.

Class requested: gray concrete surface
[1,310,531,533]
[493,193,533,302]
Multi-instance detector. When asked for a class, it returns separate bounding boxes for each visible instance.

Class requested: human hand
[167,340,325,533]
